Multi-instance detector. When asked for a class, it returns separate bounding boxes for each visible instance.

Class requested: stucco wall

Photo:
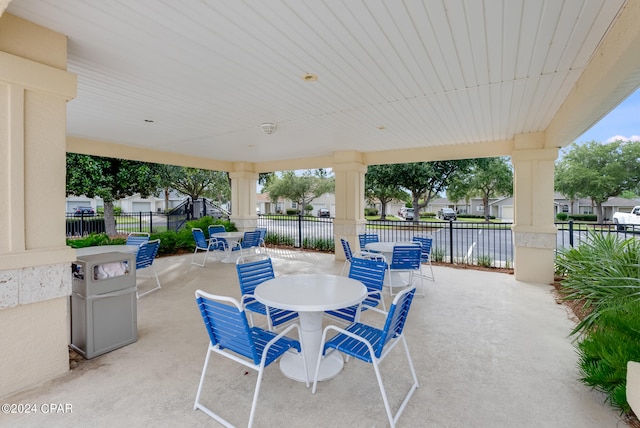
[0,13,76,398]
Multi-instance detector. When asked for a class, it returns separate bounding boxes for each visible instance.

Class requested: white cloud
[605,135,640,143]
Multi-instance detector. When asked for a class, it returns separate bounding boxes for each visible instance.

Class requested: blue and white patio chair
[358,233,380,251]
[339,237,383,276]
[194,290,307,428]
[412,235,435,281]
[135,239,161,299]
[126,231,150,247]
[388,245,425,297]
[325,256,388,324]
[191,227,226,266]
[255,227,267,250]
[207,224,228,251]
[233,230,263,256]
[312,286,419,428]
[236,254,298,330]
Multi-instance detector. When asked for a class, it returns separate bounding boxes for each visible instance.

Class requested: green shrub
[556,212,569,221]
[302,237,334,251]
[431,246,445,262]
[555,231,640,335]
[476,254,492,268]
[568,214,597,222]
[419,212,436,218]
[577,299,640,413]
[364,207,379,216]
[285,208,299,215]
[556,230,640,416]
[185,216,236,233]
[66,233,123,248]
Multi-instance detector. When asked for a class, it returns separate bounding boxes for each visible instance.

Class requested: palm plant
[555,231,640,336]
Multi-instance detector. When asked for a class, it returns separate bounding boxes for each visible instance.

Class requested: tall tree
[555,140,640,222]
[365,164,409,219]
[171,168,229,201]
[66,154,161,235]
[156,164,183,211]
[447,157,513,221]
[265,170,334,214]
[387,161,473,219]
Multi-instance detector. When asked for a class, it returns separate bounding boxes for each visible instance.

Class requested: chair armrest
[261,323,308,387]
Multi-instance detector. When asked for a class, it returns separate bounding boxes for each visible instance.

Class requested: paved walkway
[1,248,627,427]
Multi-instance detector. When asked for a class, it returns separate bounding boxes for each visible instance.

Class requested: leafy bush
[431,246,445,262]
[266,232,295,246]
[555,230,640,415]
[568,214,597,222]
[577,299,640,413]
[67,233,123,248]
[302,237,334,252]
[555,231,640,335]
[476,254,492,268]
[185,216,236,233]
[364,207,379,216]
[420,212,436,218]
[556,212,569,221]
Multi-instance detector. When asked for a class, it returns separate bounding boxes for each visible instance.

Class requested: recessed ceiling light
[302,73,318,82]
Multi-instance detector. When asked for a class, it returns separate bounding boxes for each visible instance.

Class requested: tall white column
[332,151,367,261]
[0,13,77,398]
[229,163,258,231]
[511,134,558,284]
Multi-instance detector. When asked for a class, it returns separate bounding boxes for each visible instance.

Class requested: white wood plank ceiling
[4,0,630,165]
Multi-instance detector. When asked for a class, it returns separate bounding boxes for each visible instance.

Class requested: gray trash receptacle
[70,251,137,359]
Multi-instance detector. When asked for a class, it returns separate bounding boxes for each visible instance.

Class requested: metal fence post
[448,220,454,264]
[296,214,302,247]
[568,220,574,247]
[149,212,153,233]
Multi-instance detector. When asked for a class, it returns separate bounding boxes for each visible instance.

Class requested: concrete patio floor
[1,248,628,427]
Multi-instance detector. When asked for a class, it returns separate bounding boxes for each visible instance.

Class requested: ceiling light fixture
[261,123,277,134]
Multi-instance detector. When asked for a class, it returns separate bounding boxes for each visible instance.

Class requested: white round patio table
[254,274,366,383]
[211,231,245,263]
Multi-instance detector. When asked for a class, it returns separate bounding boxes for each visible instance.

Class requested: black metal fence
[68,211,638,267]
[65,212,163,236]
[366,219,515,268]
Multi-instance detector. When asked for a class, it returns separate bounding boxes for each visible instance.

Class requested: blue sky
[576,87,640,143]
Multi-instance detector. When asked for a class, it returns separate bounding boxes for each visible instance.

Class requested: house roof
[6,1,640,171]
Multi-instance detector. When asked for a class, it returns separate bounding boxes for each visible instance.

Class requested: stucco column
[229,163,258,231]
[0,14,77,398]
[511,134,558,284]
[332,151,367,261]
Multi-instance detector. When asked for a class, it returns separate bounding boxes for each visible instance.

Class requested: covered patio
[4,250,624,427]
[2,0,640,406]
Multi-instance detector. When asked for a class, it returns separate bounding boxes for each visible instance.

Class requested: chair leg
[194,346,238,428]
[341,260,350,276]
[248,366,265,428]
[373,338,420,428]
[136,266,162,299]
[191,248,208,267]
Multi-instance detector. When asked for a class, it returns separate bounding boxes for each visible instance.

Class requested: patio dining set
[189,231,436,427]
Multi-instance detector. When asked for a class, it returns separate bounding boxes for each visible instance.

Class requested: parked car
[404,208,415,220]
[438,207,457,220]
[73,206,95,216]
[317,208,331,218]
[612,205,640,231]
